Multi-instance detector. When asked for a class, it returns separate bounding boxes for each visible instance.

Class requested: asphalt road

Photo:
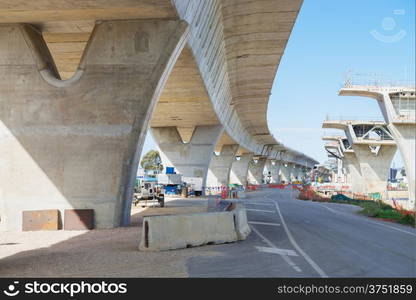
[187,187,416,277]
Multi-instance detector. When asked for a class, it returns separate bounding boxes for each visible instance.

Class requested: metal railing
[343,72,416,89]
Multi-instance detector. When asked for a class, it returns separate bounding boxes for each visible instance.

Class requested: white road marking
[317,203,340,214]
[249,221,281,226]
[250,225,302,273]
[316,202,416,237]
[246,208,275,213]
[245,202,274,206]
[269,195,329,278]
[256,246,298,257]
[367,220,416,237]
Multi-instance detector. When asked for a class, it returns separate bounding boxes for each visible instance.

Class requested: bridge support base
[0,20,188,231]
[352,144,396,195]
[342,152,365,194]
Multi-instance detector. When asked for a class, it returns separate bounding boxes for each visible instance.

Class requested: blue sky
[142,0,415,167]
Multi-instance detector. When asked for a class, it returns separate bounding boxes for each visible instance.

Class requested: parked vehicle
[133,180,165,207]
[182,176,203,196]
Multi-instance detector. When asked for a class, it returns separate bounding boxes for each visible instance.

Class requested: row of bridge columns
[151,126,308,191]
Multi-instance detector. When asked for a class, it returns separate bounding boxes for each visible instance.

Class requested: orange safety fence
[268,184,286,189]
[246,185,258,191]
[297,185,330,202]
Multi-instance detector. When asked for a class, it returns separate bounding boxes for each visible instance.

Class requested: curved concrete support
[247,158,267,185]
[352,144,397,194]
[229,153,254,186]
[0,20,189,231]
[342,152,365,193]
[206,144,239,189]
[151,125,224,191]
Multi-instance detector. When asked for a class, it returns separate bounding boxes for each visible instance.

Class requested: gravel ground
[0,197,221,277]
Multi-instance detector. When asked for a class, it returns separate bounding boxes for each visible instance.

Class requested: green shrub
[375,209,402,221]
[398,214,416,227]
[379,202,393,211]
[359,201,381,217]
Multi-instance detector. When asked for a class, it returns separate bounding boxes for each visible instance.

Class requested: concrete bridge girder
[0,20,189,231]
[172,0,317,169]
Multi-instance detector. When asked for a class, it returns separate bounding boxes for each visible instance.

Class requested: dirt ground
[0,197,222,277]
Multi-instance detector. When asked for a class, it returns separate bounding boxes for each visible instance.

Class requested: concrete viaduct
[0,0,317,231]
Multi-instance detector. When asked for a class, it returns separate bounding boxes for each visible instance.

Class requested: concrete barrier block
[139,211,238,251]
[232,204,251,240]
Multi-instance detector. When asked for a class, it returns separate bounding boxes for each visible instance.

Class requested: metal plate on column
[64,209,94,230]
[22,210,61,231]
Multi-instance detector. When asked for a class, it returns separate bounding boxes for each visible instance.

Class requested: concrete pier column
[387,124,415,205]
[292,165,301,181]
[266,160,281,184]
[229,153,254,186]
[352,144,397,194]
[206,144,239,188]
[247,157,267,185]
[151,125,224,191]
[280,163,292,183]
[0,21,189,231]
[342,152,365,193]
[298,167,307,182]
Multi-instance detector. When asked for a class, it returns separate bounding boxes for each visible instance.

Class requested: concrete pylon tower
[339,85,415,207]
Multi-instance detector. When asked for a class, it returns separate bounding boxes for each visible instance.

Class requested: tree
[140,150,163,172]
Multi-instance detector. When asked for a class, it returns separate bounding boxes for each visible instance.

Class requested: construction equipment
[133,180,165,207]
